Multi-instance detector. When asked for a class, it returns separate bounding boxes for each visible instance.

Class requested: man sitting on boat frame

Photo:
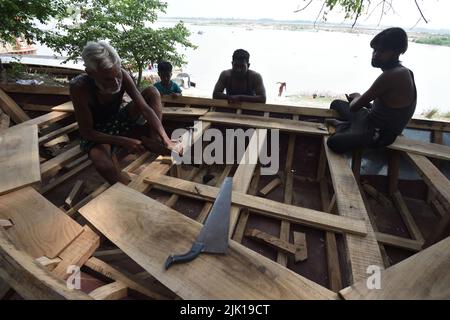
[326,27,417,154]
[70,41,182,184]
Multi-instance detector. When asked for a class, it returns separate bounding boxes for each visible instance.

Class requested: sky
[161,0,450,31]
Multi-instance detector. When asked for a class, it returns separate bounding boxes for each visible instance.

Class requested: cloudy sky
[162,0,450,30]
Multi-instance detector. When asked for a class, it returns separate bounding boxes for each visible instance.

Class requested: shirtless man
[213,49,266,104]
[327,27,416,154]
[70,41,182,184]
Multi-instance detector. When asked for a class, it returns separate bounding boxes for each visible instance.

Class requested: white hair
[81,41,121,71]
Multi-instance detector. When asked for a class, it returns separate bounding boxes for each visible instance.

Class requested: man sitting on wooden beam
[326,28,417,154]
[213,49,267,104]
[70,41,182,184]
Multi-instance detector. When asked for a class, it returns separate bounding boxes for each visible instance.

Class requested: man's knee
[141,86,161,103]
[327,135,348,154]
[89,147,115,173]
[330,99,348,110]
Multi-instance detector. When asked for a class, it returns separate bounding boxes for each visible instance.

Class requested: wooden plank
[196,165,233,224]
[293,232,308,262]
[0,219,13,228]
[162,95,338,118]
[320,179,343,292]
[65,182,109,217]
[229,129,268,237]
[92,249,125,259]
[35,256,62,271]
[38,159,92,194]
[392,191,424,242]
[232,167,260,243]
[0,125,41,195]
[79,183,337,300]
[375,232,424,252]
[351,149,362,182]
[162,107,208,117]
[362,183,393,208]
[278,131,296,266]
[65,180,84,207]
[0,228,91,300]
[0,83,70,95]
[122,151,152,174]
[0,186,83,259]
[84,257,176,299]
[200,112,328,136]
[388,150,400,195]
[165,167,200,208]
[259,177,282,196]
[245,228,297,254]
[405,152,450,209]
[389,136,450,161]
[38,122,78,146]
[340,237,450,300]
[0,112,10,131]
[40,145,84,179]
[0,88,30,123]
[52,226,100,280]
[21,101,74,113]
[13,111,71,130]
[89,281,128,300]
[145,175,368,236]
[161,95,450,132]
[324,137,384,283]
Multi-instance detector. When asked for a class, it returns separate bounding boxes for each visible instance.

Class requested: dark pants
[326,100,378,154]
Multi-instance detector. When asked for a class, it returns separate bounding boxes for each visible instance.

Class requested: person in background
[213,49,266,104]
[153,61,182,97]
[326,27,416,154]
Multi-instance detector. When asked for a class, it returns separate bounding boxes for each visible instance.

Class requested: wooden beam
[324,137,384,283]
[13,111,71,130]
[0,124,41,196]
[65,182,109,217]
[245,228,297,254]
[389,136,450,161]
[0,88,30,123]
[200,112,328,136]
[293,232,308,262]
[84,257,176,299]
[375,232,424,252]
[65,180,84,207]
[52,226,100,280]
[145,175,368,236]
[259,177,282,196]
[79,183,337,300]
[0,83,70,95]
[388,150,400,195]
[21,101,74,113]
[405,152,450,210]
[351,149,362,182]
[340,237,450,299]
[391,191,424,242]
[0,228,91,300]
[229,129,268,237]
[362,183,393,208]
[38,122,78,146]
[92,248,126,260]
[38,159,92,194]
[40,145,84,179]
[165,167,200,208]
[0,186,83,259]
[89,281,128,300]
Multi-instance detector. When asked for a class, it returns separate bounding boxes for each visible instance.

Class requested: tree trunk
[137,66,143,88]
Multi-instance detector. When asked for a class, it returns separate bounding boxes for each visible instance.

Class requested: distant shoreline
[160,17,450,47]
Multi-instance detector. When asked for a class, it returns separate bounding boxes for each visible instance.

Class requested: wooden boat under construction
[0,80,449,300]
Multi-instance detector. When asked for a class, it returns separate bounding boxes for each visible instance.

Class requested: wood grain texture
[145,174,367,236]
[79,183,337,300]
[0,186,83,259]
[324,137,384,283]
[200,112,328,136]
[0,125,40,195]
[89,281,128,300]
[340,237,450,300]
[0,88,30,123]
[389,136,450,161]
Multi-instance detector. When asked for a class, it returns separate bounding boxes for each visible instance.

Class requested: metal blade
[196,177,233,254]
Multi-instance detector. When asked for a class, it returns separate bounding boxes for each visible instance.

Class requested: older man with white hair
[70,41,182,184]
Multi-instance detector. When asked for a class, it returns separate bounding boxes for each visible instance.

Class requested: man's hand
[122,137,146,154]
[166,139,184,156]
[346,93,361,103]
[227,95,241,105]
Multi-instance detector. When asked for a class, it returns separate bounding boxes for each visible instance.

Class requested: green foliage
[324,0,365,19]
[45,0,196,85]
[415,36,450,47]
[0,0,68,44]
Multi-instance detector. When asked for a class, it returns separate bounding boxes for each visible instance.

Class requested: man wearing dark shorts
[327,28,417,154]
[70,41,182,184]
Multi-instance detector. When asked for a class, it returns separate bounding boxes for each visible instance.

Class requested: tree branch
[414,0,428,23]
[294,0,314,13]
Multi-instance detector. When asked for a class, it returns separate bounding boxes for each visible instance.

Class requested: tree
[295,0,429,28]
[45,0,196,86]
[0,0,67,45]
